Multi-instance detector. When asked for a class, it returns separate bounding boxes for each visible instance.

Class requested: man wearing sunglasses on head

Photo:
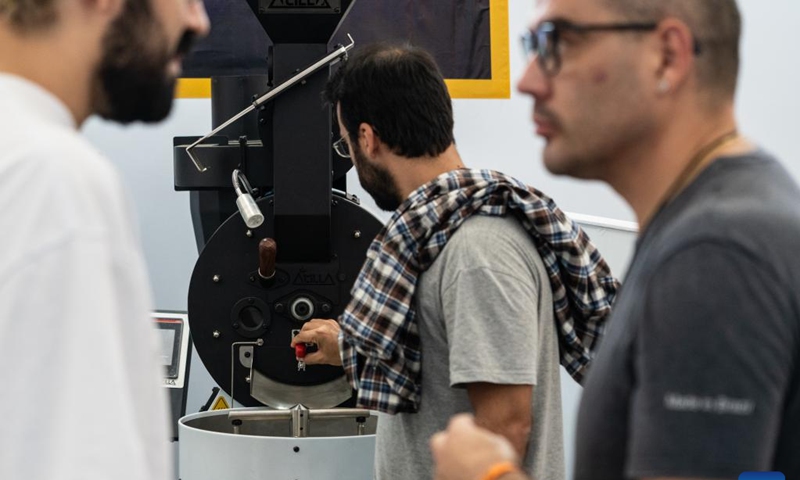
[431,0,800,479]
[290,42,619,480]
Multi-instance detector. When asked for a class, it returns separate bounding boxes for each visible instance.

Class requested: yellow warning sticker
[211,396,230,410]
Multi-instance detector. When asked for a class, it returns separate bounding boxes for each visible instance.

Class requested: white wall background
[81,0,798,477]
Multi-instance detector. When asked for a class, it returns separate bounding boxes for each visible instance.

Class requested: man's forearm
[467,383,533,458]
[473,415,531,458]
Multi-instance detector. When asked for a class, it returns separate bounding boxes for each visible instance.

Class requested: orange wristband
[480,461,521,480]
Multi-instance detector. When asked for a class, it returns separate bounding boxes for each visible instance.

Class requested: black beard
[93,1,195,124]
[352,145,402,212]
[97,61,176,124]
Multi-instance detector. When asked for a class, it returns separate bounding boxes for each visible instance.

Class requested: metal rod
[229,410,293,421]
[566,211,639,233]
[185,34,355,172]
[308,408,372,420]
[227,407,371,423]
[250,34,354,109]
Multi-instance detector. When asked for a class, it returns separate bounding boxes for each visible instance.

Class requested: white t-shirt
[0,74,172,480]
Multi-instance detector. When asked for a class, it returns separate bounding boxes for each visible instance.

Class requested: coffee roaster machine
[172,1,383,478]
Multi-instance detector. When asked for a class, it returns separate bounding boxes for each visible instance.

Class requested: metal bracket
[230,339,264,407]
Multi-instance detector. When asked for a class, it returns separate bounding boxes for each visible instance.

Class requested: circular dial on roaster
[188,192,382,407]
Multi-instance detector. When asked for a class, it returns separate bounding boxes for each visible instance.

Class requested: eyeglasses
[522,20,680,77]
[333,135,350,158]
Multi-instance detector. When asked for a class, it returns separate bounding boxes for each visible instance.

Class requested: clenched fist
[290,318,343,366]
[430,414,522,480]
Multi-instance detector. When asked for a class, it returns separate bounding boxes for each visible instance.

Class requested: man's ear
[358,122,381,156]
[652,17,696,95]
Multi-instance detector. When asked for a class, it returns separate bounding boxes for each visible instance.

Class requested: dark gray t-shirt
[575,151,800,479]
[375,215,565,480]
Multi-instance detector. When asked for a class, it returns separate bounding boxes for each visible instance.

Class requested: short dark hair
[324,43,455,158]
[0,0,58,31]
[603,0,741,100]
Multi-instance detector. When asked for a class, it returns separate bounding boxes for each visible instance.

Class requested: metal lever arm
[186,34,356,172]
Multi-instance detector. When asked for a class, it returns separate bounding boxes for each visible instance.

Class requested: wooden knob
[258,238,277,280]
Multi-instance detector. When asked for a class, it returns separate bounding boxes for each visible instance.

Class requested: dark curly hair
[325,43,455,159]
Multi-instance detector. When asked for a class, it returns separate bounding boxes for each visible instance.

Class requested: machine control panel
[153,312,191,440]
[154,312,191,387]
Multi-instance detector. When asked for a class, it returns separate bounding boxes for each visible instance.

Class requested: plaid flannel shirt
[338,169,619,414]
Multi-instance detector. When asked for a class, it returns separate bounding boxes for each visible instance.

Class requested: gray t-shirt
[575,151,800,479]
[375,215,565,480]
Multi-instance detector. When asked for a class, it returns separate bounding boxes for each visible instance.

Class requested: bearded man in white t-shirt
[0,1,209,479]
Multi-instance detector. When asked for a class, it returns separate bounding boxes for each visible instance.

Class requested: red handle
[295,343,307,359]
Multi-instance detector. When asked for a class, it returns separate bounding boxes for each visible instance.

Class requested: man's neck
[607,105,746,229]
[0,24,94,126]
[391,144,466,200]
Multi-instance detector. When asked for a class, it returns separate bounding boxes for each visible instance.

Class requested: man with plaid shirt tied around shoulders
[291,43,618,480]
